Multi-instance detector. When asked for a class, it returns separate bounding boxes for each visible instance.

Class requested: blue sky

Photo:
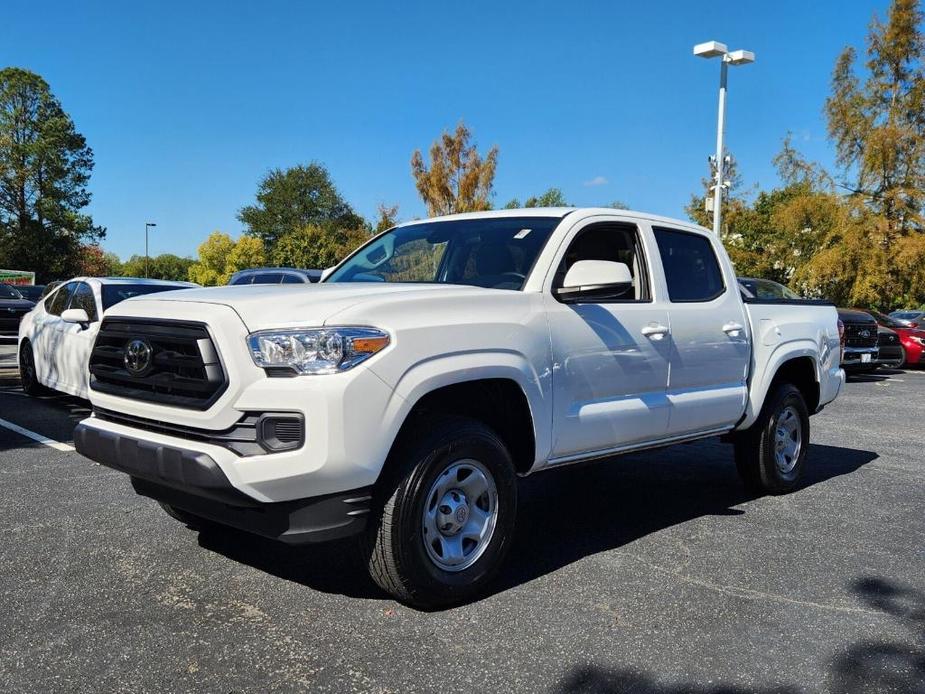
[5,0,889,260]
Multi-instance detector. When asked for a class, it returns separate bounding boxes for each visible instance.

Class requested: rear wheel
[362,416,517,608]
[734,383,809,495]
[19,341,47,396]
[881,346,906,369]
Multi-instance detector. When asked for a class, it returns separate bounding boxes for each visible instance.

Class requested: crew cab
[73,209,844,607]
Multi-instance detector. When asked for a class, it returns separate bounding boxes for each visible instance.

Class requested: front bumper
[74,421,372,544]
[841,346,878,369]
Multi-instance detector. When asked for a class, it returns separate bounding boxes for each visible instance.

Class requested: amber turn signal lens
[351,336,390,354]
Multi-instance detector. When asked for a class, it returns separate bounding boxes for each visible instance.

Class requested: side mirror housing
[556,260,634,302]
[61,308,90,328]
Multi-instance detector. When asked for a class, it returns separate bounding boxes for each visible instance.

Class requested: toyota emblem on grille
[124,339,152,375]
[859,329,870,338]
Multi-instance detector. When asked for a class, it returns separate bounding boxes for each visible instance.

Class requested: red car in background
[866,310,925,367]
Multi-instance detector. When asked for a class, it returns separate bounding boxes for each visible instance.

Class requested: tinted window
[229,274,254,285]
[101,284,185,310]
[70,282,99,322]
[0,284,22,299]
[738,278,801,300]
[281,274,305,284]
[556,222,649,301]
[328,217,559,290]
[46,282,77,316]
[252,273,283,284]
[653,228,725,302]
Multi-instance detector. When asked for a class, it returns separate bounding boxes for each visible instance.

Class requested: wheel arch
[738,344,821,430]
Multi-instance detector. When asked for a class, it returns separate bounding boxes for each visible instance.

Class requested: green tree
[238,163,364,249]
[411,121,498,216]
[76,244,120,277]
[272,225,370,269]
[226,235,265,272]
[188,231,235,286]
[826,0,925,232]
[0,68,103,281]
[374,203,399,234]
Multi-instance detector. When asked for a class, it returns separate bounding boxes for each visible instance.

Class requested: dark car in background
[15,285,46,302]
[874,326,905,369]
[228,267,322,285]
[837,308,880,371]
[867,309,925,367]
[0,283,36,337]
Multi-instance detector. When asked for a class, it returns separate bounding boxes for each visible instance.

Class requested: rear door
[652,226,750,434]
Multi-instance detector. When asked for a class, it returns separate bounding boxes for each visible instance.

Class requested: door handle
[722,321,745,336]
[642,324,670,340]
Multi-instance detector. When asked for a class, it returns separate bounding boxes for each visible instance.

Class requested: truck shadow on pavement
[553,575,925,693]
[195,438,877,605]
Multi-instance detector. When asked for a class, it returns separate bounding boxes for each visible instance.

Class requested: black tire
[157,501,207,529]
[882,347,906,369]
[734,383,810,495]
[19,340,47,396]
[362,415,517,608]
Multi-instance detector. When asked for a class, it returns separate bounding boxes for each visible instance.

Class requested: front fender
[369,350,552,472]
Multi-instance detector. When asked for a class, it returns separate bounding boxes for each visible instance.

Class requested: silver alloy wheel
[774,405,802,475]
[421,459,499,572]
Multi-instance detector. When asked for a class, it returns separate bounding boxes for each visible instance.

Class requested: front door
[545,219,671,460]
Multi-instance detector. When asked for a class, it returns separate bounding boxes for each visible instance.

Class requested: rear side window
[252,273,283,284]
[653,227,725,302]
[46,282,77,316]
[281,274,304,284]
[69,282,99,322]
[230,274,254,285]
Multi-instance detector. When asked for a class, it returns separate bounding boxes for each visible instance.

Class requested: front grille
[844,322,878,349]
[89,318,227,410]
[93,408,303,456]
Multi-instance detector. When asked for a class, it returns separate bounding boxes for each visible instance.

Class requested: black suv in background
[837,308,879,370]
[0,284,36,336]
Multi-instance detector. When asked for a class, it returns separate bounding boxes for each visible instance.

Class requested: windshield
[101,284,186,310]
[737,278,801,300]
[0,284,23,299]
[327,217,561,290]
[892,311,922,320]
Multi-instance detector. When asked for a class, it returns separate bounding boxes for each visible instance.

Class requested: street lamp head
[146,222,157,228]
[727,49,756,65]
[693,40,728,58]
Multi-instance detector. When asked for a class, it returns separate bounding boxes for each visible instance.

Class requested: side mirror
[320,267,335,282]
[61,308,90,328]
[556,260,634,302]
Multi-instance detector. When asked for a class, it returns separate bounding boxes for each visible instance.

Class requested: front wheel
[362,416,517,608]
[734,383,810,495]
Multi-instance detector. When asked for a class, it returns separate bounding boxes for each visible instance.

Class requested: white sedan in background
[18,277,196,399]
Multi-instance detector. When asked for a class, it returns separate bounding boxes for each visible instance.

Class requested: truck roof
[397,207,710,235]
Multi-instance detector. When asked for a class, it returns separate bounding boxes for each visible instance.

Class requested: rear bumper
[74,421,372,544]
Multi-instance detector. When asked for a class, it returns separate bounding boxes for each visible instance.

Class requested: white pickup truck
[74,208,844,607]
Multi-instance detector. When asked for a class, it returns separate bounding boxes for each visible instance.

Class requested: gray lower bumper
[74,421,372,544]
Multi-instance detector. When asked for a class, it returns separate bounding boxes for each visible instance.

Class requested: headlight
[910,335,925,346]
[247,327,390,374]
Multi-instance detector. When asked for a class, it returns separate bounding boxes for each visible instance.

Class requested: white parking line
[0,417,75,452]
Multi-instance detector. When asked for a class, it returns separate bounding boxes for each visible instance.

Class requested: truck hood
[125,282,504,331]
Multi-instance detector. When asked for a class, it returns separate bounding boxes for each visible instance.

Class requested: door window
[252,273,283,284]
[653,227,725,302]
[45,282,77,316]
[281,274,304,284]
[555,222,650,301]
[69,283,99,322]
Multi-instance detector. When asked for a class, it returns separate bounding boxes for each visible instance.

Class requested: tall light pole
[693,41,755,236]
[145,222,157,277]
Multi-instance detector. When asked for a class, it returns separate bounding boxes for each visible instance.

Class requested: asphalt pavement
[1,355,923,693]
